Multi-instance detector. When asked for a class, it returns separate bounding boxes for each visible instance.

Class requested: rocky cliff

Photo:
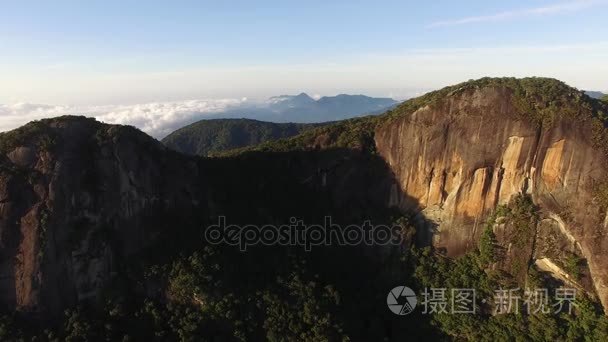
[0,117,204,314]
[375,78,608,309]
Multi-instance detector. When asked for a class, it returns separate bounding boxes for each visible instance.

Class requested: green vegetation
[162,119,327,156]
[37,207,50,260]
[478,205,507,266]
[563,253,584,281]
[478,194,538,281]
[382,77,599,120]
[0,215,606,341]
[405,194,608,341]
[216,115,382,156]
[507,195,539,280]
[412,246,608,341]
[0,243,410,341]
[506,194,538,247]
[0,119,59,154]
[601,94,608,103]
[381,77,608,130]
[0,115,156,158]
[414,191,608,341]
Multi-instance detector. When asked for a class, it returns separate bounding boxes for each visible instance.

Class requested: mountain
[586,90,606,99]
[161,118,327,156]
[267,92,317,108]
[316,94,398,117]
[1,78,608,340]
[198,93,399,125]
[262,93,398,122]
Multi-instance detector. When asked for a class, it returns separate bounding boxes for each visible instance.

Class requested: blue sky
[1,0,607,105]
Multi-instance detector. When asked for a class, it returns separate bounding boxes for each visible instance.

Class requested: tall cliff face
[375,82,608,309]
[0,117,203,314]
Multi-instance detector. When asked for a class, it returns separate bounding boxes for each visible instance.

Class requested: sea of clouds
[0,98,249,139]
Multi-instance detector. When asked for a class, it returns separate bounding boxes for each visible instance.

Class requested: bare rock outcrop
[375,82,608,309]
[0,117,203,315]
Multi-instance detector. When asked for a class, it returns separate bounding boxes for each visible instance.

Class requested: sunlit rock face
[375,86,608,309]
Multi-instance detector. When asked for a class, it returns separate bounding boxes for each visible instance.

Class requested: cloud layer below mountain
[0,99,247,138]
[0,93,399,139]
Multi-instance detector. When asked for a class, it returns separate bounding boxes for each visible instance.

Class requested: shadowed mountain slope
[161,118,327,156]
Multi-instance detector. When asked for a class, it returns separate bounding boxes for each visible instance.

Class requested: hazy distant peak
[268,92,314,103]
[585,90,606,99]
[315,94,398,112]
[295,92,314,99]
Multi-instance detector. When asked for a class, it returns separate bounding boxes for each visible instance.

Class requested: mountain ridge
[586,90,607,99]
[235,92,398,123]
[161,118,328,156]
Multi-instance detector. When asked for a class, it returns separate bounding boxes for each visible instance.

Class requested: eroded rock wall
[375,86,608,309]
[0,118,203,315]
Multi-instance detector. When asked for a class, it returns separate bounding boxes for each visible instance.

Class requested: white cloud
[95,99,246,138]
[0,98,246,139]
[428,0,608,28]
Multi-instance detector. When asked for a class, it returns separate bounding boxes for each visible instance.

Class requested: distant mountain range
[586,90,606,99]
[201,93,399,125]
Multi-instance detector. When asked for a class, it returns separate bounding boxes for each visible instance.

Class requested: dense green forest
[162,119,327,156]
